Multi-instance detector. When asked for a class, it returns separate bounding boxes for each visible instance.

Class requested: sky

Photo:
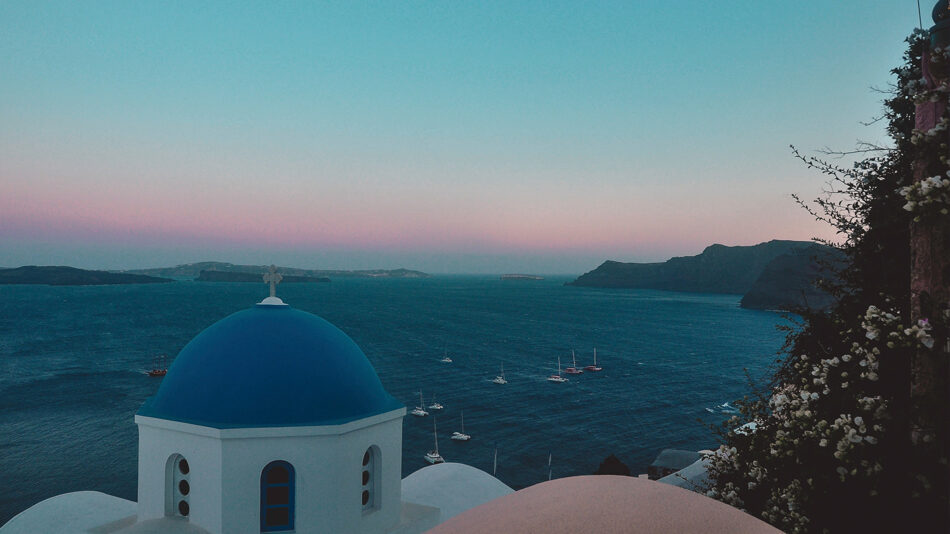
[0,1,925,274]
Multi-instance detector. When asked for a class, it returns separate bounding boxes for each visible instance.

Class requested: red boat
[583,348,603,372]
[564,350,584,375]
[148,354,168,377]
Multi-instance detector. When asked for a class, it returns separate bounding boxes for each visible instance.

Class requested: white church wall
[216,411,404,534]
[138,409,404,534]
[136,417,225,534]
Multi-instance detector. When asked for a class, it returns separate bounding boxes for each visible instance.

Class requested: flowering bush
[707,31,948,533]
[899,172,950,220]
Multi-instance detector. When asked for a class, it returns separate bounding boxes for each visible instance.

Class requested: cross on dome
[263,265,282,298]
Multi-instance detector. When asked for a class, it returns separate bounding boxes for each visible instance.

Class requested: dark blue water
[0,276,789,523]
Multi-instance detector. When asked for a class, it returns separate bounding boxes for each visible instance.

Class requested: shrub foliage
[706,31,948,533]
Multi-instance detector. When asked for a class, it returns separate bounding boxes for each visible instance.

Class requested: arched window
[361,446,380,512]
[165,454,191,518]
[261,461,294,532]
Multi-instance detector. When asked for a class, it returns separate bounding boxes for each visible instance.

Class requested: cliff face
[128,262,429,279]
[739,247,844,311]
[0,266,173,286]
[567,240,842,311]
[568,240,818,294]
[196,270,330,283]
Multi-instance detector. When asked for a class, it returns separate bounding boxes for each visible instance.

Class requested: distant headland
[0,266,173,286]
[195,270,330,283]
[0,262,430,286]
[567,240,843,311]
[500,274,544,280]
[125,262,430,280]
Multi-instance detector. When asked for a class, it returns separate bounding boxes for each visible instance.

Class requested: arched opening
[165,454,190,518]
[261,461,295,532]
[362,446,381,513]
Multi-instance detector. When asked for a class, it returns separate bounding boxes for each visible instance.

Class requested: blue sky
[0,1,925,273]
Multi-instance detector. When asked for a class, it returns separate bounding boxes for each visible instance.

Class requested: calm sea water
[0,276,790,523]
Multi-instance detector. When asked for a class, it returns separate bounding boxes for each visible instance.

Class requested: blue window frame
[261,461,295,532]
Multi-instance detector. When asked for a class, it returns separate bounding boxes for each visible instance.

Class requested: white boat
[492,362,507,384]
[411,391,429,417]
[424,418,445,464]
[583,347,603,372]
[440,348,452,363]
[451,410,471,441]
[547,356,569,383]
[564,349,583,375]
[428,394,443,411]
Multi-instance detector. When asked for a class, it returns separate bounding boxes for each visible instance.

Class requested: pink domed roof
[427,475,781,534]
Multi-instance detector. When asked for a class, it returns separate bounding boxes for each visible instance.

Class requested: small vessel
[492,362,507,384]
[411,391,429,417]
[147,354,168,377]
[451,410,471,441]
[583,348,603,372]
[547,356,569,383]
[440,348,452,363]
[428,394,444,411]
[424,418,445,464]
[564,349,583,375]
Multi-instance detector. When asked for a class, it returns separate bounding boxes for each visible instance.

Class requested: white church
[1,280,780,534]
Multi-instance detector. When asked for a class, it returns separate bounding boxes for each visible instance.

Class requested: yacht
[440,348,452,363]
[428,394,444,411]
[451,410,471,441]
[410,391,429,417]
[564,349,583,375]
[424,418,445,464]
[492,362,507,384]
[547,356,569,383]
[583,348,603,372]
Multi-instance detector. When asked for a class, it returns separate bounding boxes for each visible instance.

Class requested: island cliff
[128,262,429,279]
[0,266,173,286]
[739,247,844,310]
[196,270,330,283]
[568,240,841,311]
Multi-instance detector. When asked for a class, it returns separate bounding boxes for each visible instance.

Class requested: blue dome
[138,303,403,428]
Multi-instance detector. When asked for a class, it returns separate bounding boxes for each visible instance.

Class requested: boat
[583,348,603,372]
[492,362,507,384]
[410,391,429,417]
[427,394,444,411]
[564,349,583,374]
[547,356,569,383]
[440,348,452,363]
[451,410,471,441]
[424,418,445,464]
[147,354,168,377]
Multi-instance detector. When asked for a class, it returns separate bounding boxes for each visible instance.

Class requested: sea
[0,276,792,524]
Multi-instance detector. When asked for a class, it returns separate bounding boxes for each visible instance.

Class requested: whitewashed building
[1,293,511,534]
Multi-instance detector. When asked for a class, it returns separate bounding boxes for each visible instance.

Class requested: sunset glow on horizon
[0,1,919,273]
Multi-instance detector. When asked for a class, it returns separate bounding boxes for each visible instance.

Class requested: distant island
[196,270,330,283]
[0,266,173,286]
[500,274,544,280]
[125,261,430,280]
[567,240,842,311]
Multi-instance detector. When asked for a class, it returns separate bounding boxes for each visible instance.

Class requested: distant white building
[1,292,780,534]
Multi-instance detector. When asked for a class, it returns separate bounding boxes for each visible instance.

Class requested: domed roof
[427,476,782,534]
[138,301,402,428]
